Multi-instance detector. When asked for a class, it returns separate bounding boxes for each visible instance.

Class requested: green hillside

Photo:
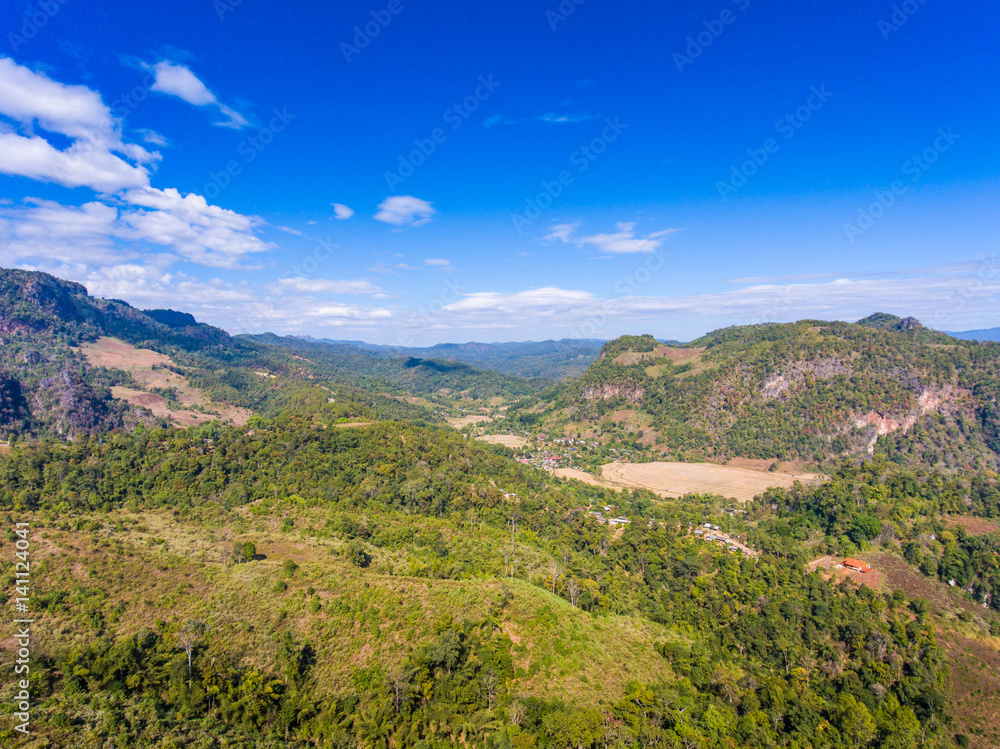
[1,417,977,747]
[503,317,1000,469]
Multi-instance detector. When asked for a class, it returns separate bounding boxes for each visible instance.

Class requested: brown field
[446,414,493,429]
[553,467,622,491]
[614,345,704,366]
[476,434,527,449]
[78,337,251,427]
[940,632,1000,749]
[599,461,820,502]
[940,515,999,536]
[725,456,819,476]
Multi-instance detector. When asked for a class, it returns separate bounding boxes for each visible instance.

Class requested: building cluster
[690,522,758,558]
[586,509,630,526]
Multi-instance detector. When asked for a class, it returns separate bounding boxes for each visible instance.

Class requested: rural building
[843,558,871,572]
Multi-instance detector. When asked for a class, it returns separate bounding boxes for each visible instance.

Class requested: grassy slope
[1,500,674,719]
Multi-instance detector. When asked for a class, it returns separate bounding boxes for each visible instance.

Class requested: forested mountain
[1,273,998,747]
[301,337,606,380]
[502,315,1000,469]
[0,269,540,440]
[3,415,991,747]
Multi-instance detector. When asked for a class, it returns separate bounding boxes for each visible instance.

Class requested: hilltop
[500,315,1000,470]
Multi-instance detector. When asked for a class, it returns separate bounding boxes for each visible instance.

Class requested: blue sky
[1,0,998,344]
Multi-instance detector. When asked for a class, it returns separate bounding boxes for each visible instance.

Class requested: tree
[547,560,562,595]
[178,619,207,689]
[566,577,581,607]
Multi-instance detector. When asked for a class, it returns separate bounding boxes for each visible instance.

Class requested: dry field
[553,467,622,491]
[939,515,999,536]
[476,434,527,449]
[599,461,819,502]
[78,337,251,427]
[445,414,494,429]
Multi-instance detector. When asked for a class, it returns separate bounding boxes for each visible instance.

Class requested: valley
[0,271,998,748]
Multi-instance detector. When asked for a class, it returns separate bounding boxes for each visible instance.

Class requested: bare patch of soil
[599,461,819,502]
[476,434,527,449]
[78,337,251,427]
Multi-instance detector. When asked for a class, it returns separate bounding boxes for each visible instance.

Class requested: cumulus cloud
[424,258,450,267]
[0,57,155,192]
[0,198,123,266]
[425,263,1000,339]
[119,187,271,268]
[83,264,255,310]
[144,60,248,129]
[374,195,436,226]
[332,203,355,220]
[1,189,272,271]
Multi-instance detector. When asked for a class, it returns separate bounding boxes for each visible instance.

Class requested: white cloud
[1,189,272,271]
[542,221,680,254]
[0,57,114,141]
[119,187,271,268]
[538,112,594,124]
[135,129,169,146]
[424,258,450,267]
[0,57,155,192]
[0,198,123,266]
[542,222,580,244]
[332,203,355,220]
[148,61,215,105]
[579,222,680,254]
[83,264,255,310]
[145,60,248,129]
[0,130,152,192]
[425,266,1000,338]
[444,287,594,315]
[272,277,384,295]
[374,195,436,226]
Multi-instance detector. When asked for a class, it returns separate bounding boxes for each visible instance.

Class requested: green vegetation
[504,318,1000,469]
[1,274,998,747]
[0,418,969,747]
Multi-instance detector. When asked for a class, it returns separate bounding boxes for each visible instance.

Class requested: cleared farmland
[475,434,528,449]
[596,461,819,502]
[77,336,252,427]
